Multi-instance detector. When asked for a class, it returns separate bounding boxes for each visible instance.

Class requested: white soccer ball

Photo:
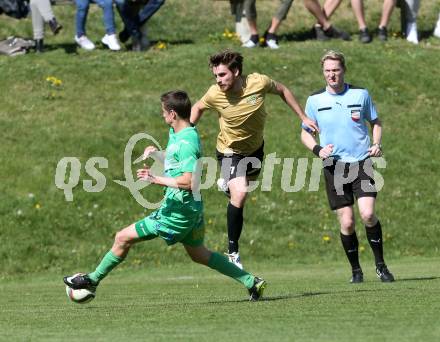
[65,285,96,304]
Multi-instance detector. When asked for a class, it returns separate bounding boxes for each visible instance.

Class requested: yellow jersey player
[191,50,318,269]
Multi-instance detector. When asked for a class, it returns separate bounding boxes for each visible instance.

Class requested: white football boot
[225,252,243,270]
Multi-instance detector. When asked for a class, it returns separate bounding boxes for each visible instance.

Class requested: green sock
[207,252,255,289]
[88,251,124,284]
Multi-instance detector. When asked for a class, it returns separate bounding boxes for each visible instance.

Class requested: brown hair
[160,90,191,119]
[209,50,243,75]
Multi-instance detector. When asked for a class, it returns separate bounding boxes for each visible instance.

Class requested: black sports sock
[340,232,361,271]
[365,220,385,266]
[227,202,244,254]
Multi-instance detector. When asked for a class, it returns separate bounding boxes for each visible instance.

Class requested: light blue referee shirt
[303,83,378,162]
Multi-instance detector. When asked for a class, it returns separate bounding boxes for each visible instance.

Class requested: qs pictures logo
[54,133,165,209]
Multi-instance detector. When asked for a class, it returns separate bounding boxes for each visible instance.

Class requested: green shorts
[134,210,205,247]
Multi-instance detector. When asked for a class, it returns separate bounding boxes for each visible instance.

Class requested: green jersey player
[64,90,266,301]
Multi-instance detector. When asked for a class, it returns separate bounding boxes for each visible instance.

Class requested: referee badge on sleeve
[351,110,361,122]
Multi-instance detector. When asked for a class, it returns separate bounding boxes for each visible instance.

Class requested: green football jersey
[159,126,203,229]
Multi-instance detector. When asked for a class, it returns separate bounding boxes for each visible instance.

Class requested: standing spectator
[30,0,62,52]
[234,0,260,48]
[75,0,121,51]
[301,50,395,284]
[400,0,420,44]
[263,0,294,49]
[117,0,165,51]
[435,12,440,38]
[377,0,397,41]
[317,0,396,43]
[303,0,351,41]
[238,0,350,49]
[190,50,318,269]
[316,0,373,43]
[229,0,250,43]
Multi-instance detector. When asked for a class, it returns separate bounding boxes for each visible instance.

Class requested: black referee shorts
[216,143,264,181]
[323,157,377,210]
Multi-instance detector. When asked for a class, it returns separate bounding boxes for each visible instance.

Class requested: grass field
[1,0,440,340]
[1,258,439,341]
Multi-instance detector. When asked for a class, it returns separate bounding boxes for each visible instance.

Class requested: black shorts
[216,143,264,181]
[323,157,377,210]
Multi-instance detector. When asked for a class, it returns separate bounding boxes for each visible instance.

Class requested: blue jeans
[138,0,165,25]
[75,0,118,36]
[117,0,164,39]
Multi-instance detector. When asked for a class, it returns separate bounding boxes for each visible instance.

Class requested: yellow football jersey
[200,73,278,155]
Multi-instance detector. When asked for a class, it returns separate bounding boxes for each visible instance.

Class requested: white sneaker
[242,39,257,48]
[434,21,440,38]
[266,38,279,49]
[101,34,121,51]
[406,22,418,44]
[75,35,95,50]
[226,252,243,270]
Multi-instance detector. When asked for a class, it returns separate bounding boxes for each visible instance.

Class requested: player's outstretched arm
[190,100,206,126]
[275,82,319,133]
[137,168,193,190]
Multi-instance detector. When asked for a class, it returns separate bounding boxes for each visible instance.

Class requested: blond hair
[320,50,346,70]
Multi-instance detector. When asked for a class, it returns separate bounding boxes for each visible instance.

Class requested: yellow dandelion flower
[208,219,213,225]
[35,203,41,209]
[322,235,331,242]
[251,196,257,202]
[359,246,365,252]
[156,41,167,50]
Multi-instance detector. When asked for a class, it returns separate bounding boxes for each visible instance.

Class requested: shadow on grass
[44,43,78,54]
[206,277,439,304]
[149,39,194,45]
[43,38,193,54]
[278,28,316,42]
[419,29,437,40]
[395,276,439,282]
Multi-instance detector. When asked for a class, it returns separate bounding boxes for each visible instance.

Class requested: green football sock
[88,250,124,284]
[207,252,255,289]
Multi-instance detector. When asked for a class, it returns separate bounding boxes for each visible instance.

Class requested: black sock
[227,202,244,254]
[250,34,259,44]
[366,220,385,266]
[266,32,277,40]
[340,232,361,271]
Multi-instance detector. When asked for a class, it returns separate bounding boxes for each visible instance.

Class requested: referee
[301,50,394,283]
